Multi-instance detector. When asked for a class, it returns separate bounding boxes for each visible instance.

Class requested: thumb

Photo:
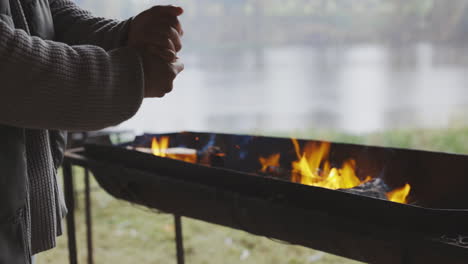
[150,5,184,16]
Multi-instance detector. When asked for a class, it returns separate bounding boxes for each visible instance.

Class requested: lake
[118,44,468,135]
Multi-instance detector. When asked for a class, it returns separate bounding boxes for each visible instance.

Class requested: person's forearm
[49,0,131,50]
[0,20,144,131]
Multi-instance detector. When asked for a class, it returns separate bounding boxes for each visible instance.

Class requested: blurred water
[118,43,468,134]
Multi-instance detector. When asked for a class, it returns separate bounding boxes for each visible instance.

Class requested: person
[0,0,184,263]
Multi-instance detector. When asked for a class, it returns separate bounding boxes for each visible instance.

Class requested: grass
[37,126,468,264]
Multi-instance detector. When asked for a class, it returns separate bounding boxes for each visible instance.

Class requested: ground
[37,127,468,264]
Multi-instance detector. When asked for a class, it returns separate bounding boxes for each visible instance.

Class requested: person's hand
[128,5,185,98]
[141,52,184,98]
[128,5,184,62]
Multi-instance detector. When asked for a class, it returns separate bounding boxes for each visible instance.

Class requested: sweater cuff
[104,46,144,129]
[117,18,133,47]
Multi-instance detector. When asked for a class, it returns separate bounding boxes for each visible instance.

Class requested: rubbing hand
[128,5,184,62]
[128,5,185,98]
[141,54,184,98]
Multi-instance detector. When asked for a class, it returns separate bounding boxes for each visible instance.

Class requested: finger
[150,16,183,36]
[133,32,177,52]
[155,50,177,63]
[145,38,177,53]
[166,60,184,89]
[157,27,182,52]
[171,60,185,75]
[150,5,183,17]
[167,27,182,52]
[144,27,182,52]
[147,46,177,62]
[168,39,177,53]
[167,17,183,36]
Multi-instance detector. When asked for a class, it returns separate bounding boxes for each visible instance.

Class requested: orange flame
[151,137,197,164]
[259,153,281,172]
[259,139,411,203]
[386,183,411,204]
[291,139,364,190]
[152,137,169,157]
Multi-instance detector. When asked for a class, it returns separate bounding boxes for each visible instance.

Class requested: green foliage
[294,127,468,154]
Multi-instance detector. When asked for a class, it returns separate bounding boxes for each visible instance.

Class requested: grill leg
[63,162,78,264]
[174,215,185,264]
[85,168,94,264]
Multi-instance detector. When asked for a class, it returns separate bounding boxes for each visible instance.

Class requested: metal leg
[174,215,185,264]
[85,168,94,264]
[63,162,78,264]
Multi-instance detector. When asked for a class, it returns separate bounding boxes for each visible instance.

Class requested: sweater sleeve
[0,20,144,131]
[49,0,131,50]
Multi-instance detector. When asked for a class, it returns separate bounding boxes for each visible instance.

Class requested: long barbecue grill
[63,131,468,264]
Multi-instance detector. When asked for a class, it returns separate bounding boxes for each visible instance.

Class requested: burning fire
[259,153,281,172]
[150,136,411,204]
[152,137,169,157]
[386,183,411,204]
[259,139,411,204]
[151,137,197,164]
[291,139,365,190]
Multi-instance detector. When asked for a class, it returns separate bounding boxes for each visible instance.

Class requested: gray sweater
[0,1,144,131]
[0,0,144,256]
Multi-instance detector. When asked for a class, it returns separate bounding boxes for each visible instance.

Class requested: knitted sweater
[0,0,144,257]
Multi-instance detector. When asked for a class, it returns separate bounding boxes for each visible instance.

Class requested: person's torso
[0,1,63,263]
